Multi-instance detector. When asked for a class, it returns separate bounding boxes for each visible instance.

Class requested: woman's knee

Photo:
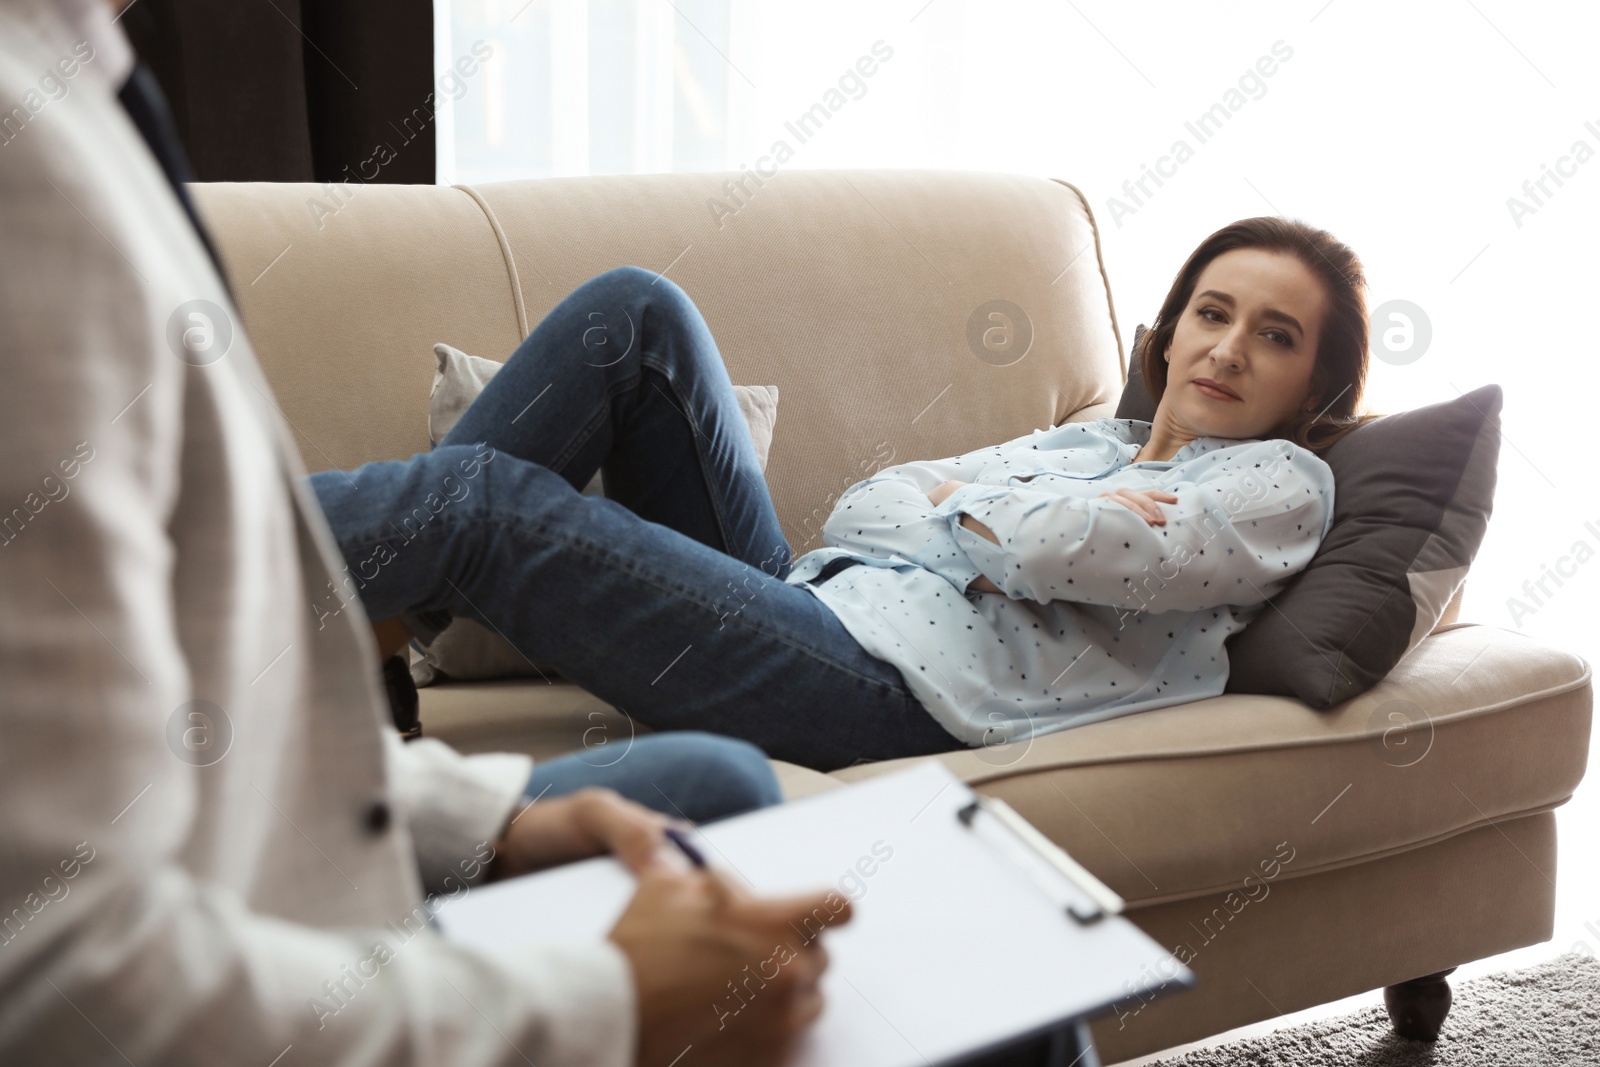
[589,267,702,341]
[561,266,700,373]
[590,264,660,295]
[588,264,692,304]
[646,731,783,819]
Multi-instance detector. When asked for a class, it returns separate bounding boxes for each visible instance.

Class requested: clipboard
[956,794,1125,925]
[435,761,1195,1067]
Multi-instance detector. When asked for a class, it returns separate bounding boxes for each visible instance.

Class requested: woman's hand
[959,513,1000,546]
[926,479,967,506]
[491,787,691,880]
[1097,487,1178,525]
[930,480,1003,544]
[966,573,1003,595]
[928,480,1004,592]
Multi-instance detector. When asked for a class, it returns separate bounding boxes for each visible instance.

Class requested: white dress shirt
[0,3,634,1064]
[785,418,1336,747]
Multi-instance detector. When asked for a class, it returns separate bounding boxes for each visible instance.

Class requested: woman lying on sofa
[309,215,1377,773]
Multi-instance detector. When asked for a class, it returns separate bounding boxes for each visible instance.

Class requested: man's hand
[609,866,852,1067]
[491,787,688,880]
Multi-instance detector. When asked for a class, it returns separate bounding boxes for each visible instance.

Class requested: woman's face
[1156,247,1328,440]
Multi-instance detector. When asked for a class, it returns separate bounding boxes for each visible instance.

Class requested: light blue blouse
[783,417,1336,748]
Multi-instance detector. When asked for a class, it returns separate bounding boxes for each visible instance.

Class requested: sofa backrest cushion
[191,171,1125,555]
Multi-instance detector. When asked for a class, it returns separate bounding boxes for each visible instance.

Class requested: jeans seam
[546,384,620,481]
[640,355,748,563]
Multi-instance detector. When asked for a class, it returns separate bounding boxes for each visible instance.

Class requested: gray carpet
[1148,953,1600,1066]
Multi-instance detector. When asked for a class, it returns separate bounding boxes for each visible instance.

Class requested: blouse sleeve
[932,438,1335,613]
[821,455,991,590]
[818,424,1100,589]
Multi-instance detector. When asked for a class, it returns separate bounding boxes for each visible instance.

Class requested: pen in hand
[663,825,708,869]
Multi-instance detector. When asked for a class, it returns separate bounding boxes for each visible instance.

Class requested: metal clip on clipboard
[958,795,1125,925]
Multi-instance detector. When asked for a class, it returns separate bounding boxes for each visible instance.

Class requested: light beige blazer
[0,2,634,1064]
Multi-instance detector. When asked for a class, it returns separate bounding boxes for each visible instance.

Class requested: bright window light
[434,0,1600,658]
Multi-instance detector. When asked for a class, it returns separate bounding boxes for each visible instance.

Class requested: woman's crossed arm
[928,439,1336,614]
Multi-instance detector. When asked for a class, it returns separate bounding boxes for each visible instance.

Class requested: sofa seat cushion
[415,677,845,802]
[420,624,1589,906]
[831,624,1590,906]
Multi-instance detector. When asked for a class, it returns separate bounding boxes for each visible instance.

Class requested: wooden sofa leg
[1383,967,1456,1041]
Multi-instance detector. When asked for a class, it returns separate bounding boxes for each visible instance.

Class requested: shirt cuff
[928,485,1011,591]
[385,733,534,896]
[932,482,1009,523]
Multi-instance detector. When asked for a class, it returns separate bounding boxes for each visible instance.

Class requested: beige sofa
[194,170,1592,1064]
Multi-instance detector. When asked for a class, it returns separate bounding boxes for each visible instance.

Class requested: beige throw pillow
[412,343,780,685]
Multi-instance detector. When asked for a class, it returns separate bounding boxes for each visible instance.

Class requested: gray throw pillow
[1114,323,1159,422]
[428,342,780,471]
[1223,384,1500,707]
[413,343,781,686]
[1112,323,1501,708]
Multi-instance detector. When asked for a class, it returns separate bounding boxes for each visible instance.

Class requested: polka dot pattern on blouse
[783,417,1336,747]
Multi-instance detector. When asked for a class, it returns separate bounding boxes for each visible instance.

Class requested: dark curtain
[120,0,436,184]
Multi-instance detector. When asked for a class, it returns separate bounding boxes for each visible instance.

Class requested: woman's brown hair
[1138,216,1383,454]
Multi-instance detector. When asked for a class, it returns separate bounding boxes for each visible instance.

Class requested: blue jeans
[309,267,962,772]
[525,731,781,824]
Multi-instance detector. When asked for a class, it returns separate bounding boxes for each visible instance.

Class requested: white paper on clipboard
[434,761,1194,1067]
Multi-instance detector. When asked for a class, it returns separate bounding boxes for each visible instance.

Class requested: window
[431,0,1597,648]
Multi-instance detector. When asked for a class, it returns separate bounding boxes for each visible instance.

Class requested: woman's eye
[1198,307,1291,346]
